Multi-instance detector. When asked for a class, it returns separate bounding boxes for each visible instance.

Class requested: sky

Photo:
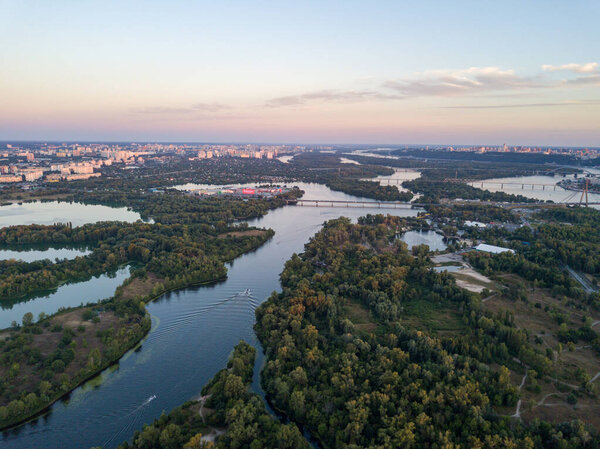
[1,0,600,146]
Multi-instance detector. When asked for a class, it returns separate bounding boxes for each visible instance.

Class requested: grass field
[483,276,600,428]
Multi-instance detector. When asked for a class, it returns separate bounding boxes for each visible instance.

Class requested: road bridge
[287,199,600,209]
[460,180,565,191]
[290,199,417,209]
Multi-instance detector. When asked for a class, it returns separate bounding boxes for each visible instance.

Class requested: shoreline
[0,233,273,432]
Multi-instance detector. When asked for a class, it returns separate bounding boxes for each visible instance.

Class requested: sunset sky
[2,0,600,145]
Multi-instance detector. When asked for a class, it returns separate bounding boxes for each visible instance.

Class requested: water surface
[400,230,447,252]
[1,183,419,449]
[0,266,131,330]
[475,173,600,206]
[363,168,421,194]
[0,201,143,228]
[0,247,91,262]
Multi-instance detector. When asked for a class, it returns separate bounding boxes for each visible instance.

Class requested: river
[476,173,600,207]
[1,183,428,449]
[0,246,91,263]
[0,266,131,330]
[0,201,143,228]
[363,168,421,195]
[345,149,600,206]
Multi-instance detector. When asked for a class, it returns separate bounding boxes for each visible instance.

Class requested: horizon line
[1,139,599,150]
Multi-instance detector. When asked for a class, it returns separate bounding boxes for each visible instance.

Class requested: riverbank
[0,305,150,430]
[0,263,131,305]
[105,342,310,449]
[0,182,420,449]
[0,231,275,432]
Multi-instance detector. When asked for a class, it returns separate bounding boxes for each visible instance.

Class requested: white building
[474,243,514,254]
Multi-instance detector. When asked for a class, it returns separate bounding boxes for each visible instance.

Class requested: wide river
[1,183,423,449]
[476,172,600,206]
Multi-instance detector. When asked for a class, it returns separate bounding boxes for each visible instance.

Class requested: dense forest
[106,342,309,449]
[403,178,537,204]
[340,153,574,180]
[2,154,408,205]
[0,186,300,430]
[3,152,599,445]
[0,189,292,301]
[389,148,600,167]
[326,179,413,202]
[254,216,598,448]
[0,294,150,429]
[342,154,569,203]
[425,203,520,224]
[463,207,600,303]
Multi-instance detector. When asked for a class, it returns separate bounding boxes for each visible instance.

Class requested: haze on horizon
[1,0,600,146]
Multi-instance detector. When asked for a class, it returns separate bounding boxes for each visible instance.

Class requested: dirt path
[197,395,210,423]
[519,371,528,390]
[196,394,226,444]
[511,399,523,419]
[511,362,528,419]
[534,393,561,408]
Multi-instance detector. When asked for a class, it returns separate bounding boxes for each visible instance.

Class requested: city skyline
[2,1,600,145]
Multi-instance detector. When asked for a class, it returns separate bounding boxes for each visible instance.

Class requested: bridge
[463,180,565,191]
[381,177,569,190]
[380,178,416,185]
[290,199,417,209]
[287,199,600,209]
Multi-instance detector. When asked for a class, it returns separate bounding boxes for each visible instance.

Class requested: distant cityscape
[1,141,598,185]
[0,142,308,185]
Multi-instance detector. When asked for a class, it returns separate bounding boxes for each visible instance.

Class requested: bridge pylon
[579,179,589,207]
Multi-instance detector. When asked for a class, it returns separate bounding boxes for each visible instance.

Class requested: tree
[159,423,183,449]
[22,312,34,327]
[51,359,66,373]
[224,374,245,399]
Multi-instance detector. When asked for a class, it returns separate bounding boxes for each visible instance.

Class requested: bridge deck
[289,199,600,209]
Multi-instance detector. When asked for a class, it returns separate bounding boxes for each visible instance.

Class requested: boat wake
[102,395,157,448]
[153,289,259,337]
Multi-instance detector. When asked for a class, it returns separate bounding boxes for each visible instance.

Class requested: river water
[0,247,91,263]
[0,266,131,330]
[0,201,143,228]
[345,148,600,206]
[5,167,597,447]
[1,183,424,449]
[364,169,421,195]
[476,173,600,208]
